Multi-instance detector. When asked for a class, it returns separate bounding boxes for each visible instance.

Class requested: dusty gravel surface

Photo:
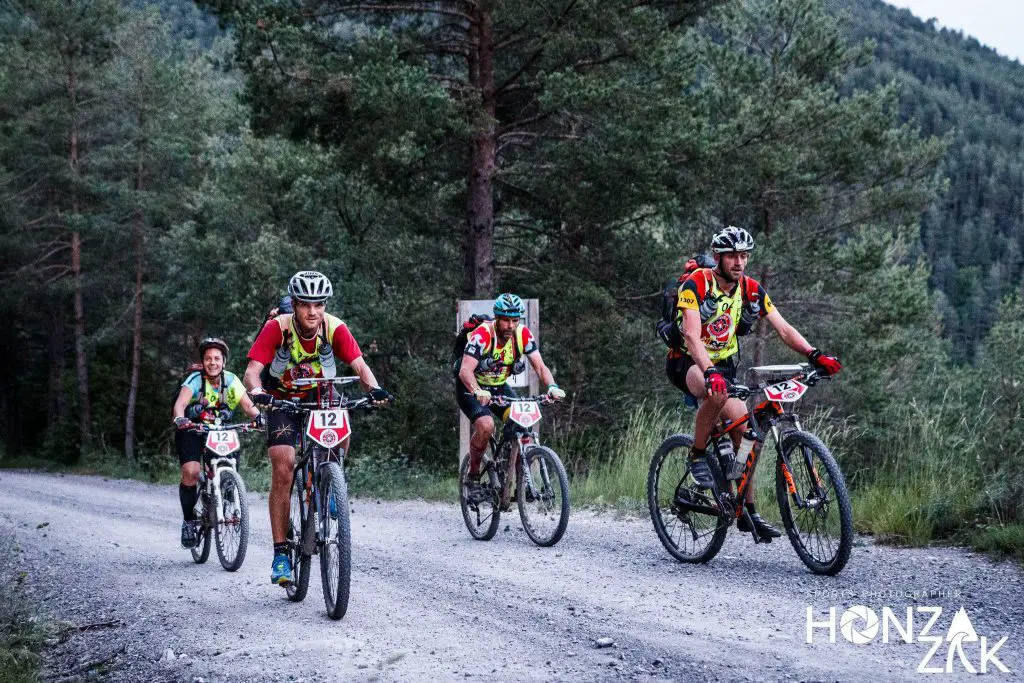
[1,470,1021,683]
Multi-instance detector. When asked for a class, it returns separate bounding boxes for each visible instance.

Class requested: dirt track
[1,470,1021,682]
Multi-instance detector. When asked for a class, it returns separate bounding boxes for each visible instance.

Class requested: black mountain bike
[459,395,570,547]
[268,377,385,619]
[647,363,853,575]
[187,420,260,571]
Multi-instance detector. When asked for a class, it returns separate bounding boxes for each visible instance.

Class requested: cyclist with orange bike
[668,226,842,540]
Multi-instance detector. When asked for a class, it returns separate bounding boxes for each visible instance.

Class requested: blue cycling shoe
[328,494,338,520]
[270,553,293,585]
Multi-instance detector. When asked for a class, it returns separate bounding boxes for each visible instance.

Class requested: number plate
[764,379,808,402]
[305,410,351,448]
[205,430,240,456]
[507,401,542,428]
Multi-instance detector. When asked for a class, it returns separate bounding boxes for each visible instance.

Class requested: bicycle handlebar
[728,366,827,401]
[489,395,557,406]
[264,395,377,413]
[188,421,262,433]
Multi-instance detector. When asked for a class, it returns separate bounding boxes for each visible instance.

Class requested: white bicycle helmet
[287,271,333,302]
[711,226,755,253]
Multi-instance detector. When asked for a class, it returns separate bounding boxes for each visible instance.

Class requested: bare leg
[268,445,296,544]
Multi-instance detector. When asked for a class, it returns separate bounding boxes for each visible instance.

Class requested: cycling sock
[273,542,289,557]
[689,446,706,459]
[179,483,199,521]
[744,502,758,514]
[468,442,486,476]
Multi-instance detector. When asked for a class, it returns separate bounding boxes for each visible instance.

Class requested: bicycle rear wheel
[215,469,249,572]
[318,460,352,620]
[459,454,500,541]
[285,470,312,602]
[775,431,853,576]
[647,434,727,563]
[190,489,212,564]
[517,446,570,547]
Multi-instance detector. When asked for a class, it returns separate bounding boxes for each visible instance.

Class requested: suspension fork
[771,420,812,507]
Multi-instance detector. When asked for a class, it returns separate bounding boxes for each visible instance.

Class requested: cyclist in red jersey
[670,226,842,540]
[243,271,392,586]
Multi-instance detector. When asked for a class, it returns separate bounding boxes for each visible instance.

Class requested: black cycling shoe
[737,512,782,539]
[463,481,489,505]
[180,520,198,549]
[687,454,716,489]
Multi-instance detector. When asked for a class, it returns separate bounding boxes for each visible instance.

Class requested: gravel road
[1,470,1021,682]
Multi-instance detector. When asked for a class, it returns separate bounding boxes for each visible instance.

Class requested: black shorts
[267,408,303,449]
[666,354,737,399]
[455,379,516,423]
[175,430,205,465]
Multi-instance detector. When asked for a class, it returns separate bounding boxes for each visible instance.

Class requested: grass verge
[0,534,50,683]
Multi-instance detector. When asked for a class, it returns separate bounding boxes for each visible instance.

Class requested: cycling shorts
[456,379,517,423]
[666,354,737,400]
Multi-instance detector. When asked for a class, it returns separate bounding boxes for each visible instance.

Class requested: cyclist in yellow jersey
[172,338,261,549]
[457,294,564,483]
[672,226,842,540]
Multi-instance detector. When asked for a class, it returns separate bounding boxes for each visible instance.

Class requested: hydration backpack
[655,254,715,349]
[450,313,494,376]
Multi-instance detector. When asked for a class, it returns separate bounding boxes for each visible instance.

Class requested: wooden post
[456,299,540,462]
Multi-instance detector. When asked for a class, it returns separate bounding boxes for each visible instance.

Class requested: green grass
[971,524,1024,562]
[570,402,684,513]
[0,536,50,683]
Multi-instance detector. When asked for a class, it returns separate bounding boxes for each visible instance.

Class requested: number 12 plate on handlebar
[205,430,241,456]
[764,379,808,402]
[508,402,542,428]
[306,410,351,448]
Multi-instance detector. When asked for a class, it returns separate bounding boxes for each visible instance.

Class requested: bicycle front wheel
[459,454,500,541]
[517,446,570,547]
[286,470,312,602]
[647,434,727,564]
[215,469,249,572]
[775,431,853,576]
[319,460,352,620]
[191,490,212,564]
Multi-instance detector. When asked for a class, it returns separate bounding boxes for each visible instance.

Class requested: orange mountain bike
[647,363,853,575]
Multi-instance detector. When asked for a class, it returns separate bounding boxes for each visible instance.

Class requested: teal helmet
[493,293,524,319]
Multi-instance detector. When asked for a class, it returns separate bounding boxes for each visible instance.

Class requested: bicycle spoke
[776,432,853,575]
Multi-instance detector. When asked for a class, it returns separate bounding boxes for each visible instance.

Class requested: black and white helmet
[287,271,333,302]
[711,226,755,253]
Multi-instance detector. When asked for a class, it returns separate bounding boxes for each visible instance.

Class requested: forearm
[778,324,813,356]
[459,366,480,393]
[683,333,714,372]
[243,360,264,391]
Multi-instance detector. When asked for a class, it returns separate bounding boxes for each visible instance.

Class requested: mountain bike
[267,377,386,620]
[459,394,570,547]
[187,420,260,572]
[647,363,853,575]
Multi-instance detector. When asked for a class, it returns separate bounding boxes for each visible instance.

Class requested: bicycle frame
[486,396,550,507]
[705,365,822,523]
[273,378,371,555]
[190,422,258,530]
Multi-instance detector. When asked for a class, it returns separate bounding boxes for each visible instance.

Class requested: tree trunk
[752,187,776,367]
[464,8,496,298]
[125,199,144,459]
[125,113,147,461]
[47,308,67,432]
[68,62,91,450]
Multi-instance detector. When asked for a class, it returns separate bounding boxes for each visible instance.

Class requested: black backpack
[655,254,715,349]
[450,313,494,376]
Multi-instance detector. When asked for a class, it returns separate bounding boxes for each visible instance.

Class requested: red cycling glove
[704,367,728,395]
[808,348,842,376]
